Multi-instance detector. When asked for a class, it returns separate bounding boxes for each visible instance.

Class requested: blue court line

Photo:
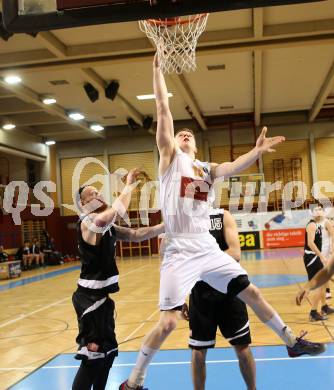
[249,274,307,288]
[8,344,334,390]
[242,247,304,261]
[0,265,80,292]
[0,269,308,292]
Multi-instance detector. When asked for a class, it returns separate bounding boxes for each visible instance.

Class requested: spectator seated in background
[43,229,52,250]
[31,238,45,268]
[0,245,8,263]
[42,235,64,266]
[16,241,34,270]
[46,237,56,252]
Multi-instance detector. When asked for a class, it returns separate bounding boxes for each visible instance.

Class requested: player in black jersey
[72,169,164,390]
[297,250,334,306]
[302,204,334,322]
[184,209,256,390]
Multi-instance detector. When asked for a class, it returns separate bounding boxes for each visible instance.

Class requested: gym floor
[1,248,333,389]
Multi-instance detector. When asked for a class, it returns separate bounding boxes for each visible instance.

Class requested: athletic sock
[265,313,296,347]
[128,345,159,387]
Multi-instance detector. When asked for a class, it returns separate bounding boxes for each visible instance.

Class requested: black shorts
[303,254,324,280]
[72,288,118,361]
[189,281,251,349]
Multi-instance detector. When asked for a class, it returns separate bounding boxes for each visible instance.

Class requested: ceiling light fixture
[42,96,57,105]
[2,123,16,130]
[90,124,104,132]
[68,112,85,121]
[45,140,56,146]
[4,75,22,85]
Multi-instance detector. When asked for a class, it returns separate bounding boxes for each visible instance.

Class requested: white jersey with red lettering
[158,148,249,310]
[159,148,213,235]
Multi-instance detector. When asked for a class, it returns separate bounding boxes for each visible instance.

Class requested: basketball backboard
[2,0,326,33]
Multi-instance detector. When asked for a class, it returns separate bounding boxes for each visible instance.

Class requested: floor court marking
[0,265,81,292]
[2,354,334,371]
[117,300,158,305]
[28,298,158,307]
[0,296,70,329]
[0,257,155,292]
[123,308,160,342]
[260,291,301,296]
[0,263,151,329]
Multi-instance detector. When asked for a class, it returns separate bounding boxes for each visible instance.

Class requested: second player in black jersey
[72,169,164,390]
[187,209,256,390]
[303,204,334,322]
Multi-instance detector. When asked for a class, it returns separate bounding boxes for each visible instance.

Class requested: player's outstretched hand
[256,126,285,154]
[296,288,309,306]
[126,168,141,186]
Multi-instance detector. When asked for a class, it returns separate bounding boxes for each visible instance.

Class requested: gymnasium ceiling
[0,1,334,142]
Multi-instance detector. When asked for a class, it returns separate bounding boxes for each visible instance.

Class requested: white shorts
[159,233,249,310]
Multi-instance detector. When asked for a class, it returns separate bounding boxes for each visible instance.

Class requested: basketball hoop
[139,13,209,74]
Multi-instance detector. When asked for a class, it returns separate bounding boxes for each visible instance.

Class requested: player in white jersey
[320,217,334,299]
[119,54,325,390]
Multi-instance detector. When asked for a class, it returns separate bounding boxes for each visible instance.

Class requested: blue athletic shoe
[287,331,326,358]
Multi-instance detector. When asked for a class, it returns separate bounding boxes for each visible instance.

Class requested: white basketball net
[139,14,209,74]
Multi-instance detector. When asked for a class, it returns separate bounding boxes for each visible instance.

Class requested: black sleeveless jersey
[304,219,322,252]
[194,210,229,302]
[209,211,228,251]
[77,217,119,296]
